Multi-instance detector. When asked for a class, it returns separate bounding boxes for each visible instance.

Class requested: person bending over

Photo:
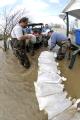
[48,31,71,60]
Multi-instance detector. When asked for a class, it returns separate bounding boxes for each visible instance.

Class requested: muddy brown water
[0,47,80,120]
[0,48,48,120]
[59,55,80,99]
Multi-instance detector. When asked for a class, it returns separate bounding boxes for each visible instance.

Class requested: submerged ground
[0,47,48,120]
[0,45,80,120]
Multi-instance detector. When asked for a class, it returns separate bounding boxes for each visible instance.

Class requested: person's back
[51,32,68,43]
[48,31,70,60]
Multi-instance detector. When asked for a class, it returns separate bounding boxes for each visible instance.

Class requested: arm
[48,34,56,50]
[18,34,32,40]
[14,26,32,40]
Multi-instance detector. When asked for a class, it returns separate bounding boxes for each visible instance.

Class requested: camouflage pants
[57,41,71,60]
[11,38,30,68]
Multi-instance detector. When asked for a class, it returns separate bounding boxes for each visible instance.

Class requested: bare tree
[0,7,28,51]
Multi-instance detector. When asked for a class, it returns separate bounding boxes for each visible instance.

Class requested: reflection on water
[0,48,47,120]
[59,55,80,98]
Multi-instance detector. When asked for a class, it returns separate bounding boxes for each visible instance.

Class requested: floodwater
[0,48,48,120]
[0,45,80,120]
[59,55,80,99]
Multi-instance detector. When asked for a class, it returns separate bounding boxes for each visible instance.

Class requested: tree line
[0,7,29,51]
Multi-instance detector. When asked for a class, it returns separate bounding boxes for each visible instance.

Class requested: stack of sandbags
[51,99,80,120]
[34,51,72,120]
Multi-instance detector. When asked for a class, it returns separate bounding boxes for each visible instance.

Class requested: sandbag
[37,71,62,84]
[35,82,64,97]
[45,99,72,119]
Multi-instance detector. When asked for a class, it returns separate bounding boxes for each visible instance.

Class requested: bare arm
[18,34,32,40]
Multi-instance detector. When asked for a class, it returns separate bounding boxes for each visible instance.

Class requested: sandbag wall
[34,51,72,120]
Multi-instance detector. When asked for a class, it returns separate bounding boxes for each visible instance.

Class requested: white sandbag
[37,71,62,84]
[35,82,64,97]
[38,82,64,96]
[38,57,56,65]
[51,107,77,120]
[39,63,58,73]
[53,105,80,120]
[34,86,68,111]
[45,99,72,119]
[71,112,80,120]
[51,107,80,120]
[38,63,60,75]
[34,51,74,120]
[38,70,61,79]
[39,51,56,59]
[38,53,58,65]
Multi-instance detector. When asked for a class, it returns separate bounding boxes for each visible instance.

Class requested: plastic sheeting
[34,51,80,120]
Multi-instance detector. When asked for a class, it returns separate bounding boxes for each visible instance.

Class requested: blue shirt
[50,32,68,48]
[42,26,51,32]
[23,27,32,34]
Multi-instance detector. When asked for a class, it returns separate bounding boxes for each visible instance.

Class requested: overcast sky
[0,0,70,24]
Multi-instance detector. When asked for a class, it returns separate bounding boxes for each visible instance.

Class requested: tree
[0,7,28,51]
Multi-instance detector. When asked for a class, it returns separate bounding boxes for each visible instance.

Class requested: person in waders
[11,17,34,68]
[48,30,71,60]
